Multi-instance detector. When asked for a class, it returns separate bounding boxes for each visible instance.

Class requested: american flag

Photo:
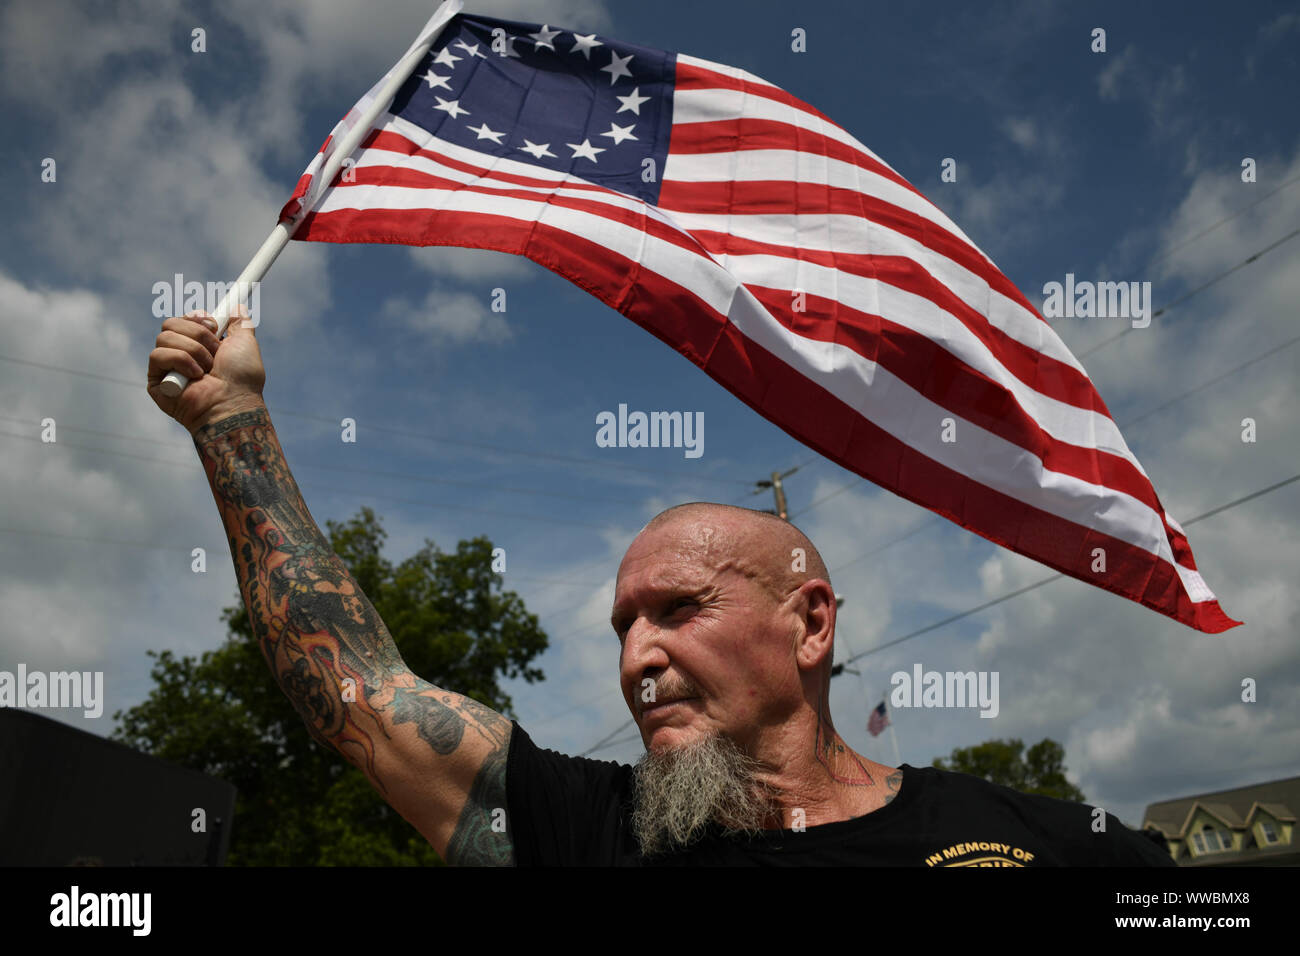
[280,8,1238,634]
[867,701,890,738]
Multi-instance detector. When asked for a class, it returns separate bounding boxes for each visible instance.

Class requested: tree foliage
[932,738,1087,803]
[112,507,548,865]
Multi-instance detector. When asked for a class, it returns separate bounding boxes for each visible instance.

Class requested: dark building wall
[0,709,236,866]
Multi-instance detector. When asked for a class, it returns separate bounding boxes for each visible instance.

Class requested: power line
[0,429,610,531]
[583,729,643,756]
[525,687,624,729]
[0,351,749,488]
[836,470,1300,668]
[1077,228,1300,359]
[580,718,637,756]
[0,413,651,509]
[791,327,1300,560]
[1145,173,1300,268]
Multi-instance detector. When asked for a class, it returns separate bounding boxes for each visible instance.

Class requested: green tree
[112,507,547,865]
[932,738,1086,802]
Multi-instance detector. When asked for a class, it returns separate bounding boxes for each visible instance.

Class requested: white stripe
[312,177,1191,587]
[670,87,939,224]
[722,282,1191,581]
[1176,565,1215,603]
[367,115,691,233]
[371,123,1072,382]
[676,52,780,89]
[716,251,1146,477]
[360,126,1093,407]
[674,54,909,182]
[661,203,1085,375]
[661,147,984,264]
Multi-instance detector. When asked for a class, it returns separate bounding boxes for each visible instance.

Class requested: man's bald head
[634,502,832,601]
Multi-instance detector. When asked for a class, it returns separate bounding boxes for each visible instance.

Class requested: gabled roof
[1143,774,1300,838]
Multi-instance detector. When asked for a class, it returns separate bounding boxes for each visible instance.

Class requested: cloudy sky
[1,0,1297,830]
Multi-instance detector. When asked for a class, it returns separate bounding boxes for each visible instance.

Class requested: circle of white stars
[418,26,649,168]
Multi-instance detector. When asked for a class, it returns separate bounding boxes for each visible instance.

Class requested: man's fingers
[158,316,221,355]
[148,345,206,383]
[154,330,215,375]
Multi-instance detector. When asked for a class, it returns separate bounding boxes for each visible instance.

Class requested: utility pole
[756,466,798,520]
[753,463,846,617]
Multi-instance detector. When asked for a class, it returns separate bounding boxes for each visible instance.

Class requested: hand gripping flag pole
[159,0,464,398]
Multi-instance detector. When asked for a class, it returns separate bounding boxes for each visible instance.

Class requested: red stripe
[364,125,1041,328]
[293,204,1239,632]
[668,118,921,202]
[659,176,1042,320]
[688,228,1103,415]
[363,129,612,196]
[745,284,1157,511]
[675,60,845,135]
[327,164,709,259]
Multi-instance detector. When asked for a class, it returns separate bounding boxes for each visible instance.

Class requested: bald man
[148,310,1173,866]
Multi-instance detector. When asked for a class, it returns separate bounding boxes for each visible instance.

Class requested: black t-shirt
[505,722,1174,866]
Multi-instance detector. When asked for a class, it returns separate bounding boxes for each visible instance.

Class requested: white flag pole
[159,0,465,397]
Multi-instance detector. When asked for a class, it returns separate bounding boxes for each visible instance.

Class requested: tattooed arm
[148,310,513,865]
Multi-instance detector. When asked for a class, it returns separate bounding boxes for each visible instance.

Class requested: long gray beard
[630,733,781,858]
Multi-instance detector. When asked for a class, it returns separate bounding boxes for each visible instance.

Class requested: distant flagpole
[159,0,464,397]
[887,703,901,767]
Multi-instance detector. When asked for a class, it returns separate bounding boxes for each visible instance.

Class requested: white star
[432,47,461,69]
[467,122,505,144]
[567,138,606,162]
[570,33,603,59]
[615,87,651,115]
[600,122,638,145]
[433,97,470,119]
[453,39,487,59]
[530,24,560,50]
[421,70,452,91]
[496,34,521,58]
[601,50,634,84]
[519,140,557,159]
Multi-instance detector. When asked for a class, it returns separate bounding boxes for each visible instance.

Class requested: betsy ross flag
[867,702,890,738]
[280,1,1238,634]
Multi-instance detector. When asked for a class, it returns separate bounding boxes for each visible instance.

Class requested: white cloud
[408,245,536,282]
[381,285,512,345]
[1096,45,1136,101]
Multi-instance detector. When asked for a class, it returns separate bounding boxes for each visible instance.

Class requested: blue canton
[390,13,675,205]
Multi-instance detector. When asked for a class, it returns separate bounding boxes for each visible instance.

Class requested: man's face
[611,516,802,755]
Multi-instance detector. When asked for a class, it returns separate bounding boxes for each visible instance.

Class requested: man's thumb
[226,304,257,337]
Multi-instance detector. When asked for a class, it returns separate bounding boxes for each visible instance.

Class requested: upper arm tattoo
[389,681,513,865]
[882,769,904,806]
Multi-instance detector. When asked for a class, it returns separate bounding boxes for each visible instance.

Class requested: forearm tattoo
[194,408,513,863]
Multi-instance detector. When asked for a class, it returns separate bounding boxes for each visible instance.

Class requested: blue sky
[1,0,1297,829]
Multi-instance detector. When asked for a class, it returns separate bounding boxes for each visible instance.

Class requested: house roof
[1143,774,1300,838]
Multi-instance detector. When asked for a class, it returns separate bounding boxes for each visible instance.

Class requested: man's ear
[791,579,835,674]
